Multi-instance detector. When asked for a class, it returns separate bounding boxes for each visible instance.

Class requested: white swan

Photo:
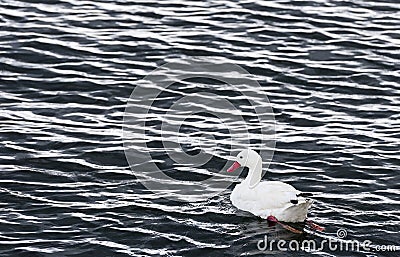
[227,149,313,223]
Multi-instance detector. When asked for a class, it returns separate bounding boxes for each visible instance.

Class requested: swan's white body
[228,149,313,222]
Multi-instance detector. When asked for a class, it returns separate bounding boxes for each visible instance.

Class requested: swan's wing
[253,181,301,209]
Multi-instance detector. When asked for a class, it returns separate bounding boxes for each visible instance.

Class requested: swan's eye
[239,156,243,159]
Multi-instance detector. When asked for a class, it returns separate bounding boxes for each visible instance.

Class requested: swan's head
[227,149,261,173]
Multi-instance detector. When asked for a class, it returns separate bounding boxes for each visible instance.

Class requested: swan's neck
[244,157,262,188]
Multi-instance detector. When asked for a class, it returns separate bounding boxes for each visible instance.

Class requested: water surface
[0,0,399,256]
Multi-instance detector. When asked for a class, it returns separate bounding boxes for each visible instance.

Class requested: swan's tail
[281,198,314,222]
[296,192,313,197]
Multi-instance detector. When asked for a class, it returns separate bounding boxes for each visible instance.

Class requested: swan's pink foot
[266,216,303,234]
[306,220,325,232]
[266,215,278,226]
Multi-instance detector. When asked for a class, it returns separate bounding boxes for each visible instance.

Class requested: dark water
[1,0,399,256]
